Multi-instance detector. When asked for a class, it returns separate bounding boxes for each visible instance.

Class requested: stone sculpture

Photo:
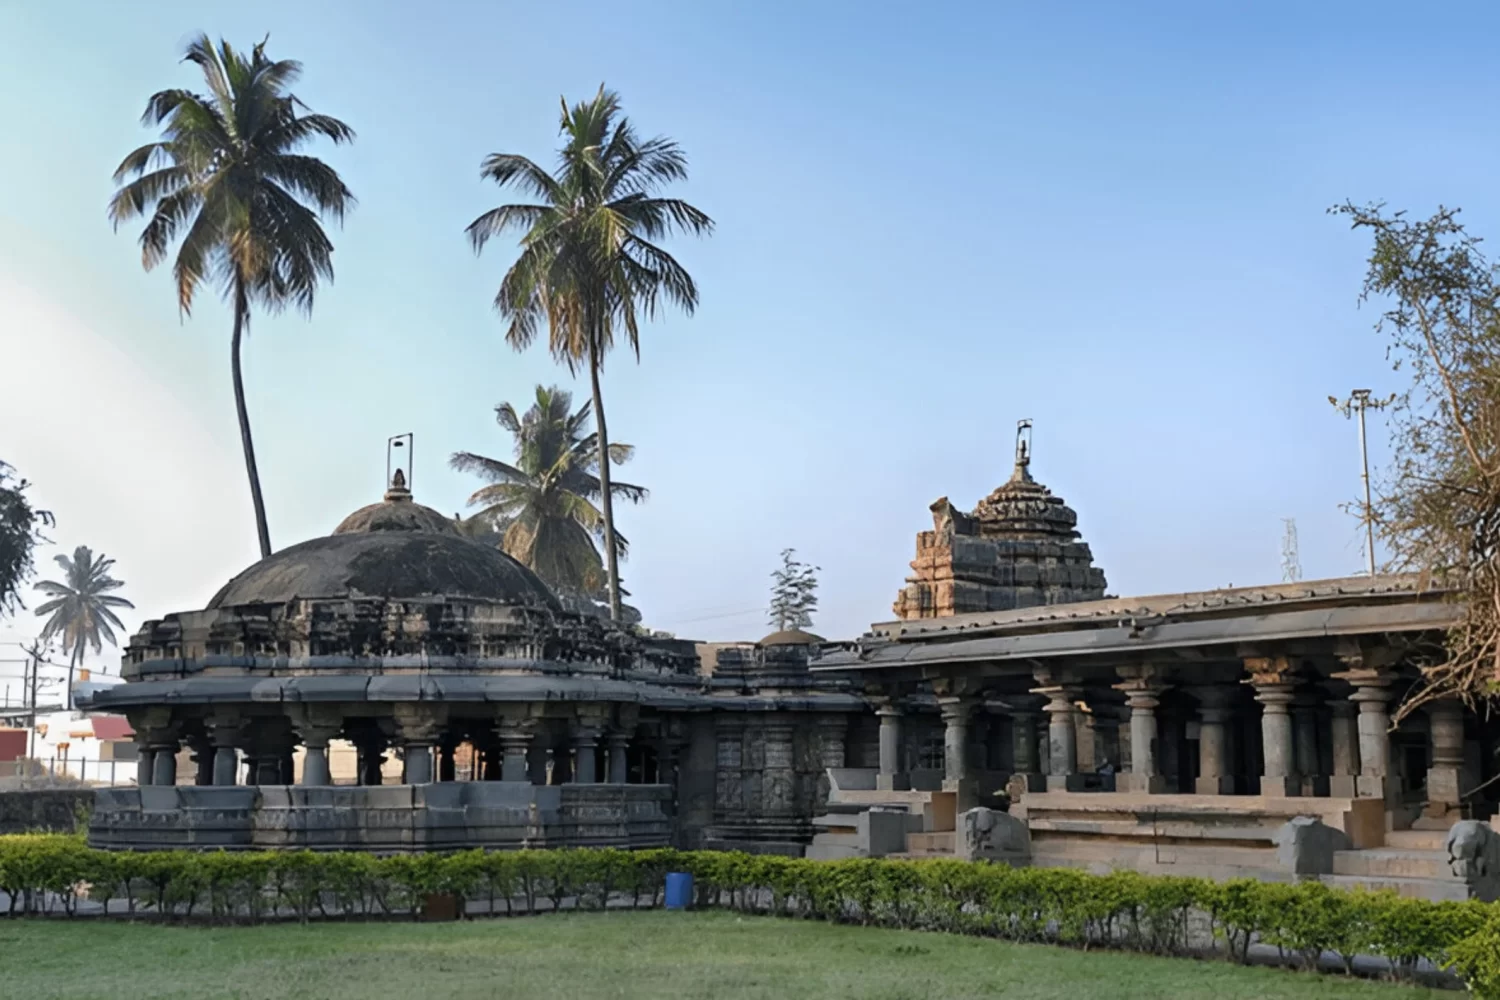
[1445,820,1500,902]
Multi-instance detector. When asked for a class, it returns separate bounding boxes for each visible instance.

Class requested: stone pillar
[1191,685,1236,795]
[1424,699,1465,822]
[1333,666,1398,803]
[1246,657,1299,797]
[814,714,847,807]
[1005,695,1046,797]
[494,722,533,783]
[150,736,179,787]
[1114,668,1168,794]
[1328,698,1361,798]
[607,731,631,784]
[289,708,341,788]
[876,702,910,791]
[359,744,387,786]
[1293,694,1328,797]
[394,705,445,786]
[572,723,601,783]
[1034,682,1081,791]
[938,696,977,809]
[208,714,240,787]
[135,744,155,786]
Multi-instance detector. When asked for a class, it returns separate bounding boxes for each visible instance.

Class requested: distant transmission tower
[1281,518,1302,583]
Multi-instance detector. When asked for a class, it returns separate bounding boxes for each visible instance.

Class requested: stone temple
[83,430,1500,901]
[84,467,864,853]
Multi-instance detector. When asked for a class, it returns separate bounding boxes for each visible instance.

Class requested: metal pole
[1357,397,1376,576]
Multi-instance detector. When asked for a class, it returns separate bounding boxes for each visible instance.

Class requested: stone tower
[892,424,1108,619]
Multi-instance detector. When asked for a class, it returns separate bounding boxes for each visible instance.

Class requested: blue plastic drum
[664,871,694,910]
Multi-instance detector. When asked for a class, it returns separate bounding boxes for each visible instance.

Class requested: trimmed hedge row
[3,834,1499,995]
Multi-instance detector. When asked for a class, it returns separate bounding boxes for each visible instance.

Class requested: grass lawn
[0,911,1450,1000]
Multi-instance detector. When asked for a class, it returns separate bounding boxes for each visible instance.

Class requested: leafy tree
[108,34,355,559]
[450,385,647,604]
[467,85,713,620]
[769,548,820,633]
[33,546,134,709]
[0,461,52,617]
[1333,202,1500,714]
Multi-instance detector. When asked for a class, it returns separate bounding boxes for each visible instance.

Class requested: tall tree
[0,461,52,617]
[1333,202,1500,716]
[109,35,355,558]
[769,548,820,633]
[467,85,713,620]
[450,385,647,602]
[33,546,134,709]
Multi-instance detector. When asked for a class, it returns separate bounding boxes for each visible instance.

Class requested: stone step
[1385,829,1448,852]
[1322,873,1472,902]
[809,832,861,849]
[905,831,955,855]
[1332,849,1455,880]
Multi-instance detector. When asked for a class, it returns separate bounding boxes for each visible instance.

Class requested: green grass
[0,911,1450,1000]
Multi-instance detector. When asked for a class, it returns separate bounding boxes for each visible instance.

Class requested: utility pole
[1329,390,1393,576]
[21,641,41,761]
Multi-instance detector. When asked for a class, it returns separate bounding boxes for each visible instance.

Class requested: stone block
[1117,773,1168,794]
[1329,775,1358,798]
[1195,776,1235,795]
[1259,776,1299,797]
[1273,816,1351,875]
[957,807,1031,865]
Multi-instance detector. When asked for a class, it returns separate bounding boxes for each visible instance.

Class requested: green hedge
[2,835,1496,995]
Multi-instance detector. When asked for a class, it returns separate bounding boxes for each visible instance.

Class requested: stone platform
[89,783,673,852]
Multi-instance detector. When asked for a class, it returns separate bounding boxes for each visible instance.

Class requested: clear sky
[2,0,1498,676]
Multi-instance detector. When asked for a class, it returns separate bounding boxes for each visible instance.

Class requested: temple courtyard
[1,912,1447,1000]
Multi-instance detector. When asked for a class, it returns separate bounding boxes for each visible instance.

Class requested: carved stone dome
[207,473,559,611]
[757,628,825,647]
[333,470,460,536]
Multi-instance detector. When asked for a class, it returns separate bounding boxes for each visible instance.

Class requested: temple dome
[208,473,559,611]
[333,471,460,536]
[758,628,825,647]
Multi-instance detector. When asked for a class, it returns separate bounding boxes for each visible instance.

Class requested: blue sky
[2,0,1498,670]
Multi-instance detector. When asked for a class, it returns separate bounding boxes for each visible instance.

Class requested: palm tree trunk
[66,643,81,712]
[588,336,623,622]
[232,276,273,558]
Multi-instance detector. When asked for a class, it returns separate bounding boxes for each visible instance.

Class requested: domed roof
[758,628,825,647]
[333,471,460,536]
[208,473,559,610]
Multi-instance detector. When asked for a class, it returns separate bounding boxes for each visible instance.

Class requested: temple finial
[1012,419,1034,482]
[385,433,414,500]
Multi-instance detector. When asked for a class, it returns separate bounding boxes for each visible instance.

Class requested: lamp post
[1329,389,1392,576]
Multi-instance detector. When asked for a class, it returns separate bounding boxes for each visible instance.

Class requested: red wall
[0,728,27,762]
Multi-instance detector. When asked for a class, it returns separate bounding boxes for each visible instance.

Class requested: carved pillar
[1191,685,1236,795]
[938,696,977,810]
[358,739,387,786]
[1033,677,1081,791]
[1245,656,1299,797]
[207,712,240,787]
[1424,699,1466,822]
[1114,667,1168,794]
[571,715,603,784]
[1005,695,1046,797]
[135,744,155,786]
[1293,693,1328,796]
[1328,696,1361,798]
[606,731,631,784]
[1332,665,1397,803]
[494,720,533,783]
[394,705,445,786]
[289,707,341,787]
[875,701,910,791]
[150,731,180,787]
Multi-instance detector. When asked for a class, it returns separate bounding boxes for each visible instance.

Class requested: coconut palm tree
[451,385,646,600]
[108,34,355,559]
[33,547,134,709]
[466,86,712,619]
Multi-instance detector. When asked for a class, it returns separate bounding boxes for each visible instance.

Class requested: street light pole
[1329,389,1392,576]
